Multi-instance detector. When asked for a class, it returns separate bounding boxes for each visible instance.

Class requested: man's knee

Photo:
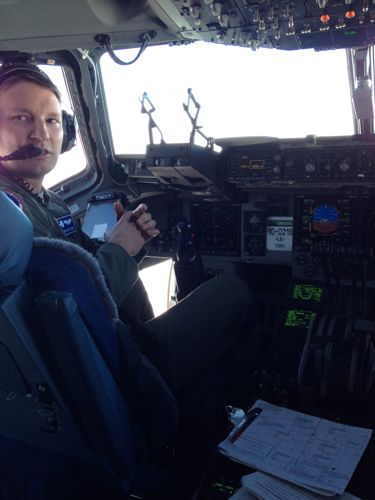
[193,274,255,336]
[204,274,253,308]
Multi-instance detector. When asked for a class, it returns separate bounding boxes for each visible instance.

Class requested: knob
[304,265,316,278]
[219,13,229,27]
[216,31,226,42]
[211,2,223,17]
[339,161,350,172]
[253,7,260,22]
[190,4,201,18]
[268,6,275,20]
[296,254,307,265]
[305,162,316,173]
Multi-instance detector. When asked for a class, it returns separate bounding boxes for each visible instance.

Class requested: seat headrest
[0,191,33,288]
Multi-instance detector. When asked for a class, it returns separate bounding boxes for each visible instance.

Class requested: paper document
[241,471,361,500]
[228,486,257,499]
[219,400,372,496]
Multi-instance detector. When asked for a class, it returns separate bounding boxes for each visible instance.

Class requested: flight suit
[0,174,154,321]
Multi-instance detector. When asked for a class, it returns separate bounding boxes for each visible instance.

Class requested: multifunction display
[284,309,317,329]
[292,284,323,302]
[295,195,354,249]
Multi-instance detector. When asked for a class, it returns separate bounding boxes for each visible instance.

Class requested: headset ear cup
[61,110,77,154]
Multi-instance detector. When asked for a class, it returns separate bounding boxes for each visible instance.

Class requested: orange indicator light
[345,10,356,18]
[320,14,330,23]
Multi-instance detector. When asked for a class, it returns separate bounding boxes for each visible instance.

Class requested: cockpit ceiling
[0,0,373,53]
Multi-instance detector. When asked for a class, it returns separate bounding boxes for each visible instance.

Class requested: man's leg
[118,278,155,323]
[145,275,256,394]
[145,275,257,480]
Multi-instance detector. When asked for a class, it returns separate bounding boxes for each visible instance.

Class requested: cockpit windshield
[100,42,354,155]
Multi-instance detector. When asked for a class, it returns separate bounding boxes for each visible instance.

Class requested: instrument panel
[143,138,375,422]
[144,135,375,283]
[225,137,375,186]
[192,194,375,267]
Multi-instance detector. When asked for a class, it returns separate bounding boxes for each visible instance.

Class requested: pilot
[0,62,156,323]
[0,63,257,433]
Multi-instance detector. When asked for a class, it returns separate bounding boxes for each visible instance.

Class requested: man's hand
[130,203,160,242]
[106,201,160,256]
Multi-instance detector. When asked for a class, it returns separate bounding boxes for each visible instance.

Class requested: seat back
[0,192,79,452]
[25,238,179,498]
[0,191,33,290]
[0,282,88,451]
[0,191,90,456]
[0,192,129,498]
[34,289,137,479]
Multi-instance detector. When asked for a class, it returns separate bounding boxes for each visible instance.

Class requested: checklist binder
[219,400,372,497]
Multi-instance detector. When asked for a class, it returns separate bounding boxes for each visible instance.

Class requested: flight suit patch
[57,214,76,236]
[4,191,24,211]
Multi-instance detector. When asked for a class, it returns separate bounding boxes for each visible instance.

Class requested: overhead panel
[151,0,375,50]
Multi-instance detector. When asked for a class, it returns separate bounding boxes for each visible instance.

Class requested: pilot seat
[0,191,179,499]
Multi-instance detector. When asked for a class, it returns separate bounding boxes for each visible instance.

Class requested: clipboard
[228,408,263,443]
[219,399,372,497]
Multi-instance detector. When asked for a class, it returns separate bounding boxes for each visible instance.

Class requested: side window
[41,65,86,188]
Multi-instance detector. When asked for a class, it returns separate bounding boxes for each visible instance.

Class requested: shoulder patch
[57,213,77,236]
[4,191,24,211]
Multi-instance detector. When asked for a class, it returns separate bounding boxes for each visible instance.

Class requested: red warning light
[345,10,356,18]
[320,14,330,23]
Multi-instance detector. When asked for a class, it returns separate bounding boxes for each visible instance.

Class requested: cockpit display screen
[292,284,323,302]
[295,196,354,248]
[312,204,340,235]
[284,309,317,329]
[240,160,265,170]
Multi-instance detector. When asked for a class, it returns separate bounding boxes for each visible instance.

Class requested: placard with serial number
[266,216,293,251]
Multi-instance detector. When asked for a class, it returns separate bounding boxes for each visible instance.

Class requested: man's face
[0,80,63,182]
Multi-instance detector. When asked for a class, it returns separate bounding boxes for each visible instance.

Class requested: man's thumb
[114,200,125,221]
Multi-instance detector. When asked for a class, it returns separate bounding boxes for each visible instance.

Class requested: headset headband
[0,62,55,87]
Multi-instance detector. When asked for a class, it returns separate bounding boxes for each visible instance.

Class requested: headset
[0,62,77,154]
